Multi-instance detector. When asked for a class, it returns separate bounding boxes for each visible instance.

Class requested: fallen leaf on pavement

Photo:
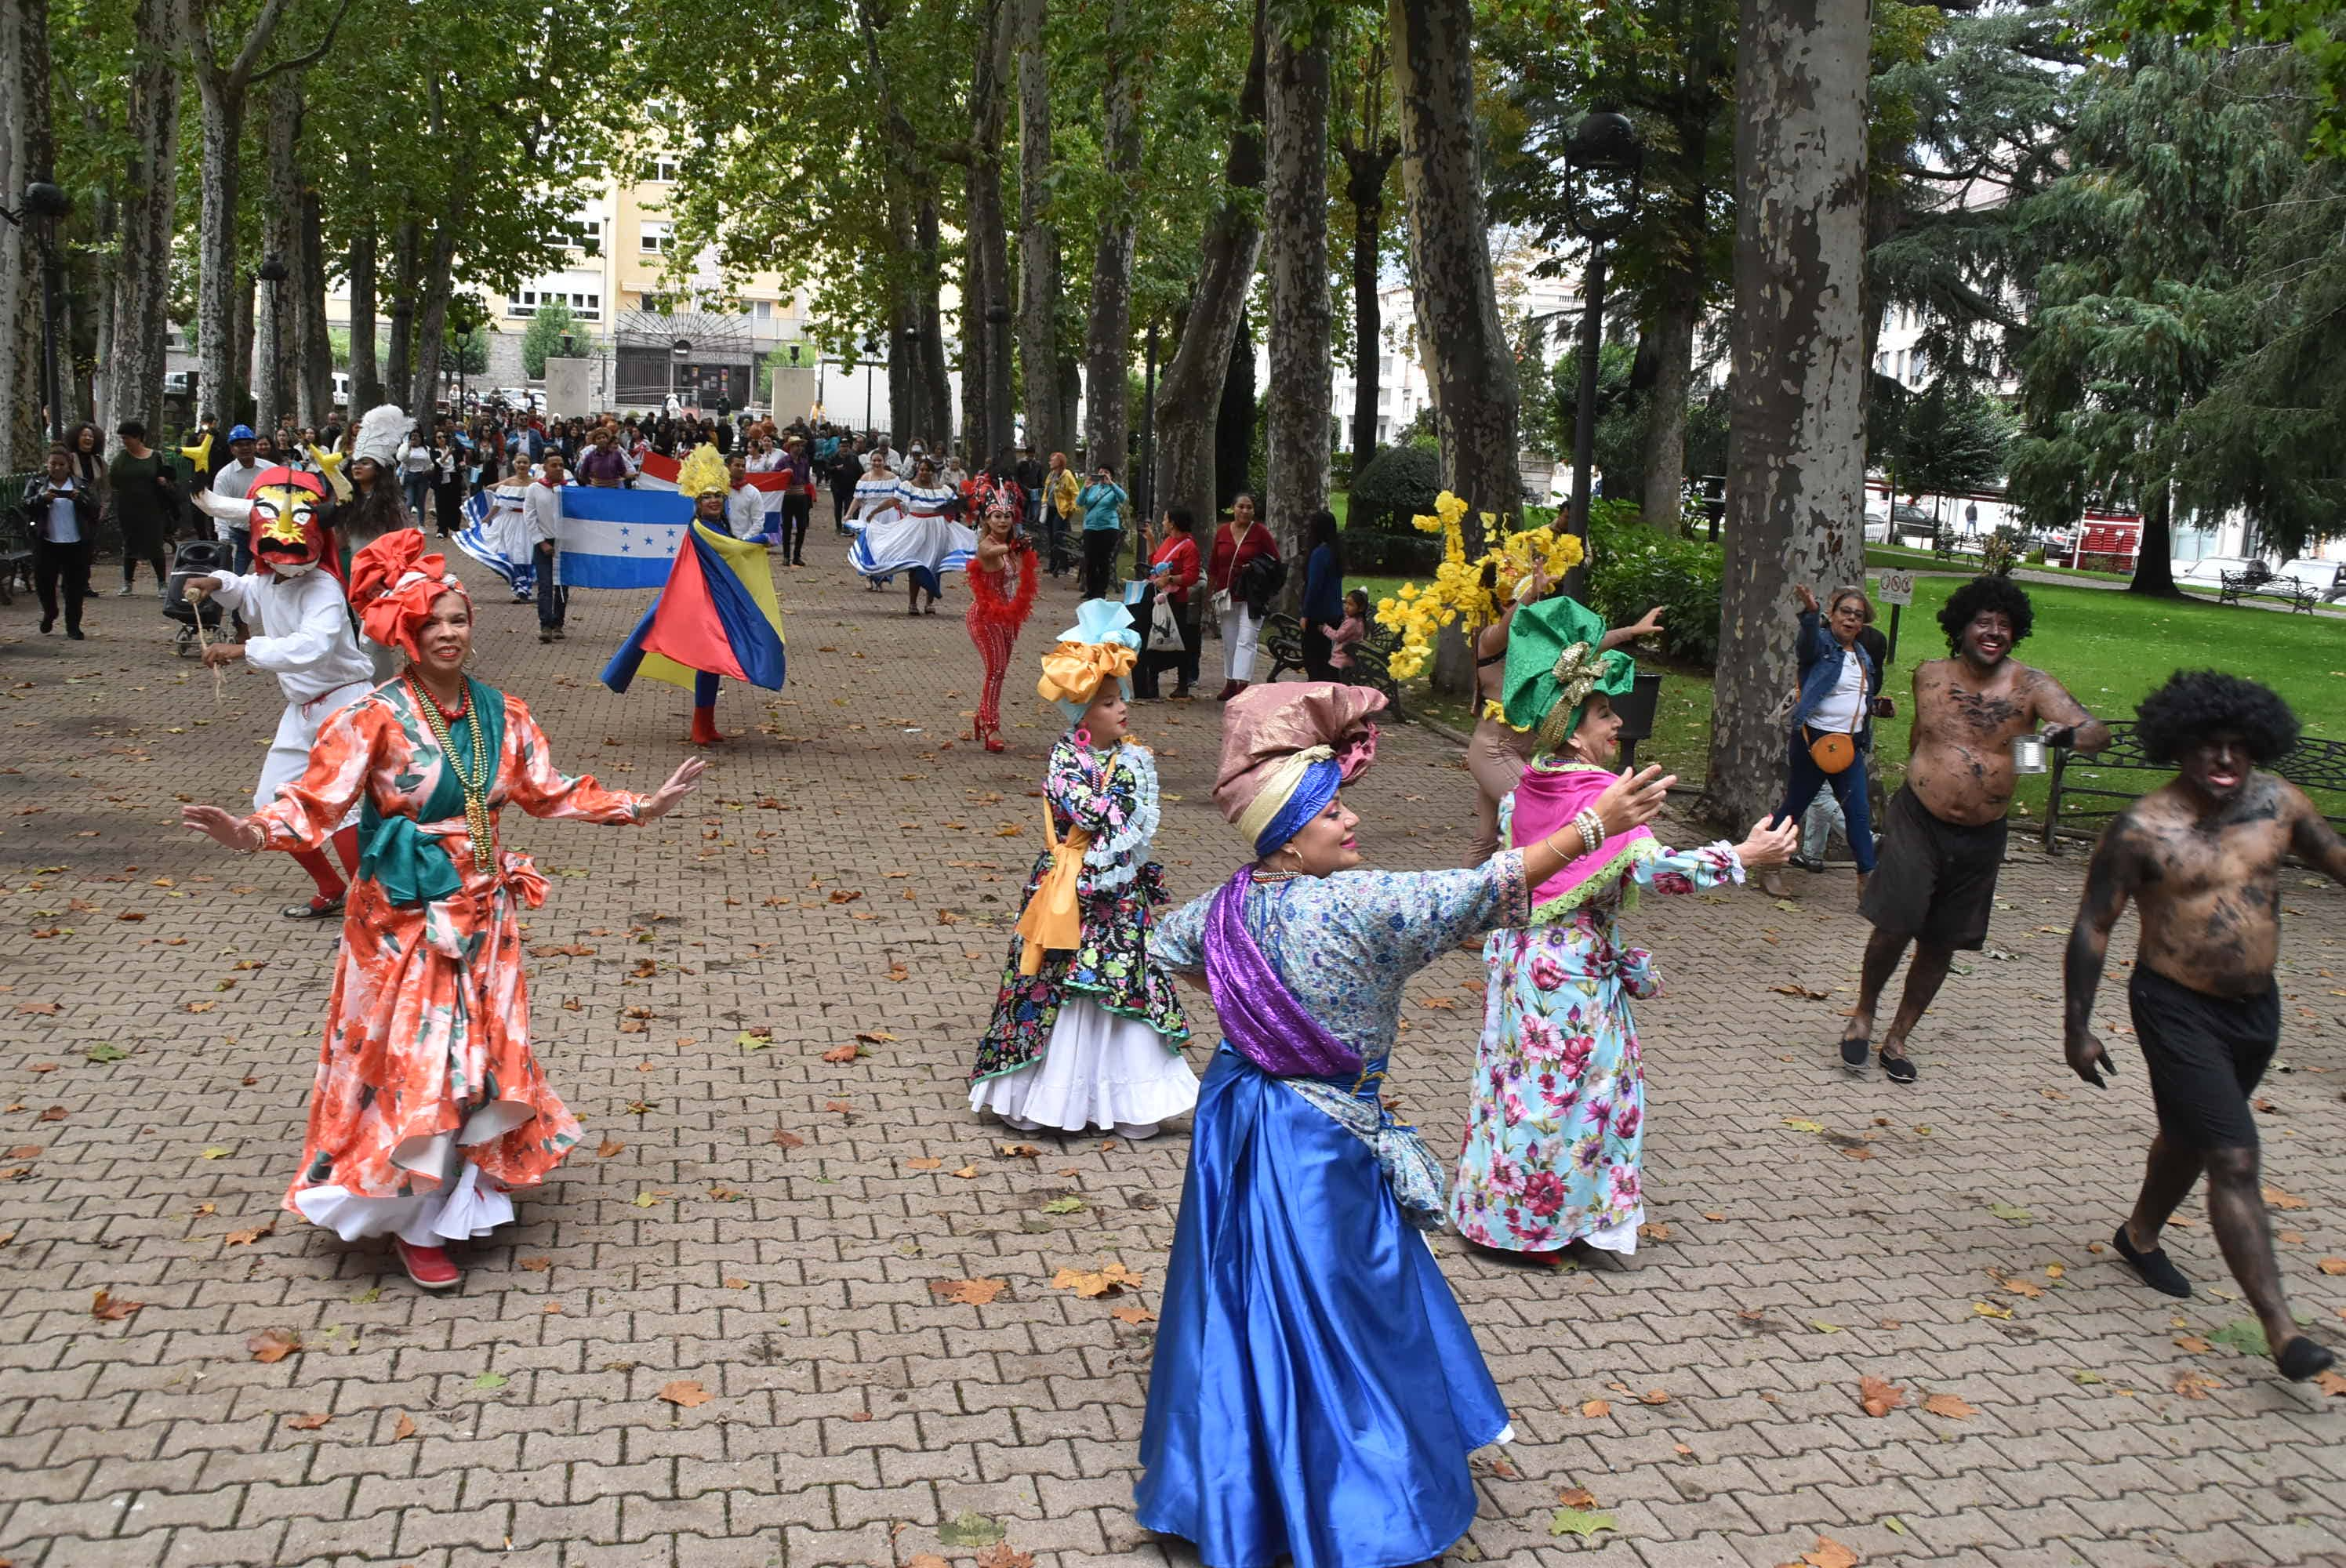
[223,1222,272,1247]
[284,1412,331,1431]
[518,1257,552,1272]
[2264,1184,2310,1210]
[1639,1388,1670,1405]
[855,1030,898,1044]
[1110,1306,1157,1324]
[1858,1374,1905,1417]
[2171,1370,2221,1399]
[820,1044,859,1063]
[1052,1261,1143,1298]
[390,1413,416,1440]
[658,1380,714,1407]
[597,1139,624,1158]
[2314,1370,2346,1398]
[909,1558,950,1568]
[939,1511,1006,1548]
[1973,1301,2015,1319]
[769,1127,805,1149]
[14,1001,59,1014]
[1559,1486,1600,1508]
[1549,1507,1617,1539]
[930,1278,1008,1305]
[951,1165,978,1178]
[247,1328,300,1362]
[1921,1392,1976,1419]
[1579,1398,1611,1418]
[92,1289,141,1323]
[906,1156,942,1171]
[2003,1276,2046,1298]
[1801,1539,1860,1568]
[997,1142,1041,1158]
[2175,1334,2212,1353]
[6,1146,41,1160]
[2318,1257,2346,1276]
[974,1547,1036,1568]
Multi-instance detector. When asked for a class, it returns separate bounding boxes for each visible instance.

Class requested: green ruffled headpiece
[1502,593,1635,757]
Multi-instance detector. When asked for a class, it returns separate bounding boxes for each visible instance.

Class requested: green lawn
[1865,542,2137,585]
[1348,574,2346,816]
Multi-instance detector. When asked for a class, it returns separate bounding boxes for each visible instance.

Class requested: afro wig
[1938,573,2035,654]
[2134,670,2301,766]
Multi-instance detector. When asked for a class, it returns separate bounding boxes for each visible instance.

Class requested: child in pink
[1328,589,1371,673]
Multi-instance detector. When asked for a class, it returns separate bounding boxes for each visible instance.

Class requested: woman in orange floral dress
[182,533,704,1290]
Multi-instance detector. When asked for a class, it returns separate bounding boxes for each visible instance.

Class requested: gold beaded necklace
[407,675,494,871]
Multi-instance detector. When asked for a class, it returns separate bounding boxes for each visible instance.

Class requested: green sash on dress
[359,677,507,907]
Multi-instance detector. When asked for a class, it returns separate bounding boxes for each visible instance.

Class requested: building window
[1378,386,1393,408]
[563,218,602,256]
[640,222,673,255]
[752,299,772,320]
[645,157,681,183]
[510,287,601,322]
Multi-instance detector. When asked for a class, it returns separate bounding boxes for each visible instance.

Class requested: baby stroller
[164,539,232,657]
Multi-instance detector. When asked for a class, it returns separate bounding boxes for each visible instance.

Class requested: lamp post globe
[1559,110,1645,560]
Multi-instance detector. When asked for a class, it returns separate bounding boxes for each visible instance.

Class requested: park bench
[2042,720,2346,851]
[2218,571,2319,612]
[1262,612,1406,719]
[0,483,34,606]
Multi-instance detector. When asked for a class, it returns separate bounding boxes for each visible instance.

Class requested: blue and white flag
[555,487,693,589]
[452,487,536,597]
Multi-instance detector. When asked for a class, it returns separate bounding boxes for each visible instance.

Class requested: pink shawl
[1509,760,1657,918]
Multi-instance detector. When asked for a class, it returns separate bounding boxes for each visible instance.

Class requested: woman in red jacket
[1142,505,1204,699]
[1207,492,1278,701]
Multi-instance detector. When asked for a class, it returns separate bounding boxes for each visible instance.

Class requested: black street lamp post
[257,252,289,431]
[1559,111,1644,550]
[2,180,74,443]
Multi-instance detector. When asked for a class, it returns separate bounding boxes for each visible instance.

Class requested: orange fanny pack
[1804,726,1857,775]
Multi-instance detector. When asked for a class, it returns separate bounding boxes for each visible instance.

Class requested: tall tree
[104,0,183,437]
[1264,5,1333,572]
[257,74,303,434]
[1152,0,1267,536]
[1013,0,1059,463]
[1335,17,1399,484]
[1701,0,1870,832]
[0,0,57,464]
[1082,0,1144,477]
[959,0,1015,459]
[187,0,353,429]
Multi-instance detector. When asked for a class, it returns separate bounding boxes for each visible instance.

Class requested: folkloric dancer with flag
[601,444,787,746]
[452,456,543,604]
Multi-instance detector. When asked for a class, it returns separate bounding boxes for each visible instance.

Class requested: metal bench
[2215,570,2316,612]
[0,493,33,606]
[1261,610,1404,717]
[2043,720,2346,851]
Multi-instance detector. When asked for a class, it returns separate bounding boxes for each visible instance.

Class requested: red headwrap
[350,529,470,661]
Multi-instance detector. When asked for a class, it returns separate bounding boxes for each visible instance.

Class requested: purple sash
[1202,867,1364,1079]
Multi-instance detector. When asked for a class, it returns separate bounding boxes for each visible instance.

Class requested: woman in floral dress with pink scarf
[1451,594,1793,1263]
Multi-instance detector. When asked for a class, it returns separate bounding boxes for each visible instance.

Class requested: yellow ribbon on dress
[1037,640,1138,708]
[1015,802,1095,975]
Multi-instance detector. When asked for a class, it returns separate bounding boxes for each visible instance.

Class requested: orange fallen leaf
[2172,1370,2221,1399]
[975,1548,1037,1568]
[543,1302,563,1314]
[223,1222,272,1247]
[6,1145,41,1160]
[1052,1261,1144,1298]
[1559,1486,1600,1509]
[2318,1257,2346,1276]
[2314,1369,2346,1398]
[1801,1539,1859,1568]
[2003,1276,2046,1299]
[1857,1374,1905,1417]
[909,1557,950,1568]
[13,1000,60,1014]
[1110,1306,1157,1324]
[284,1412,332,1431]
[247,1328,300,1362]
[658,1380,714,1408]
[722,1278,747,1290]
[930,1277,1008,1305]
[2264,1184,2310,1210]
[770,1127,805,1149]
[951,1166,979,1178]
[1921,1392,1976,1419]
[906,1156,942,1171]
[2175,1334,2213,1353]
[820,1044,859,1063]
[1579,1399,1611,1418]
[825,1100,852,1114]
[184,1000,214,1013]
[855,1029,898,1044]
[998,1142,1041,1158]
[91,1289,141,1323]
[1639,1388,1671,1405]
[390,1413,416,1440]
[597,1138,624,1158]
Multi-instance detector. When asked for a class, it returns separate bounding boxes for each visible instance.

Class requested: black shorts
[2128,967,2278,1150]
[1857,785,2008,951]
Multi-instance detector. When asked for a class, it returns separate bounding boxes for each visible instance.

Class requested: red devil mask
[246,466,332,577]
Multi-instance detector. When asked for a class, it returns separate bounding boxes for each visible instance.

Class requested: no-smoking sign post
[1876,570,1915,661]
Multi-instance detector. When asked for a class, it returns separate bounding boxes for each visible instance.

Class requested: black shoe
[2112,1223,2192,1298]
[1880,1049,1917,1084]
[38,615,53,634]
[2278,1335,2337,1381]
[1840,1034,1870,1069]
[1790,852,1825,874]
[65,627,84,640]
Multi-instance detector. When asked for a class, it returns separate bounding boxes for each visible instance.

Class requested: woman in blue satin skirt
[1137,682,1668,1568]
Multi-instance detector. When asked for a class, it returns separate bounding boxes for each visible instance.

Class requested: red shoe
[393,1237,460,1290]
[688,706,724,746]
[983,731,1007,753]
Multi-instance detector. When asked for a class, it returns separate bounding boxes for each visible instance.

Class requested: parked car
[2275,557,2346,601]
[1865,501,1937,546]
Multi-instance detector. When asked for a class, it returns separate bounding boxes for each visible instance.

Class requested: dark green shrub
[1349,445,1441,532]
[1579,500,1724,666]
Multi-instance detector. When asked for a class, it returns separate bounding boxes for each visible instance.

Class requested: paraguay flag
[599,520,787,693]
[637,451,791,541]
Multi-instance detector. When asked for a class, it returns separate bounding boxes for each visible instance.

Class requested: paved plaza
[2,551,2344,1568]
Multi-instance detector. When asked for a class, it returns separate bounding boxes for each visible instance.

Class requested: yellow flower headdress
[677,442,730,499]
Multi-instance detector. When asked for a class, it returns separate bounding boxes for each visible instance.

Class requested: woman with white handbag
[1137,506,1203,698]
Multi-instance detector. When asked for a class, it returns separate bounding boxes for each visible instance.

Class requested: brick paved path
[3,548,2343,1568]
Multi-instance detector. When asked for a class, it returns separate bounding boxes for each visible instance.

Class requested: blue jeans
[1775,730,1875,873]
[403,474,430,520]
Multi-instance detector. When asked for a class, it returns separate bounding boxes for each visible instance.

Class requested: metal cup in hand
[2010,734,2049,775]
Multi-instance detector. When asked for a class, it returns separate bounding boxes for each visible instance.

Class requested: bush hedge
[1581,500,1725,666]
[1348,445,1441,533]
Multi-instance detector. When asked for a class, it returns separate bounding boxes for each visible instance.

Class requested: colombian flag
[599,520,787,693]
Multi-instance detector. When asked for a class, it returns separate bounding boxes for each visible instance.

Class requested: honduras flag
[600,520,787,694]
[556,486,692,589]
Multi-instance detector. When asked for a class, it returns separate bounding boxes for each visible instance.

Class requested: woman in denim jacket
[1761,584,1887,898]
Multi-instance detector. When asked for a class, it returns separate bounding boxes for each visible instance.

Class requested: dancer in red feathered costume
[965,495,1040,752]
